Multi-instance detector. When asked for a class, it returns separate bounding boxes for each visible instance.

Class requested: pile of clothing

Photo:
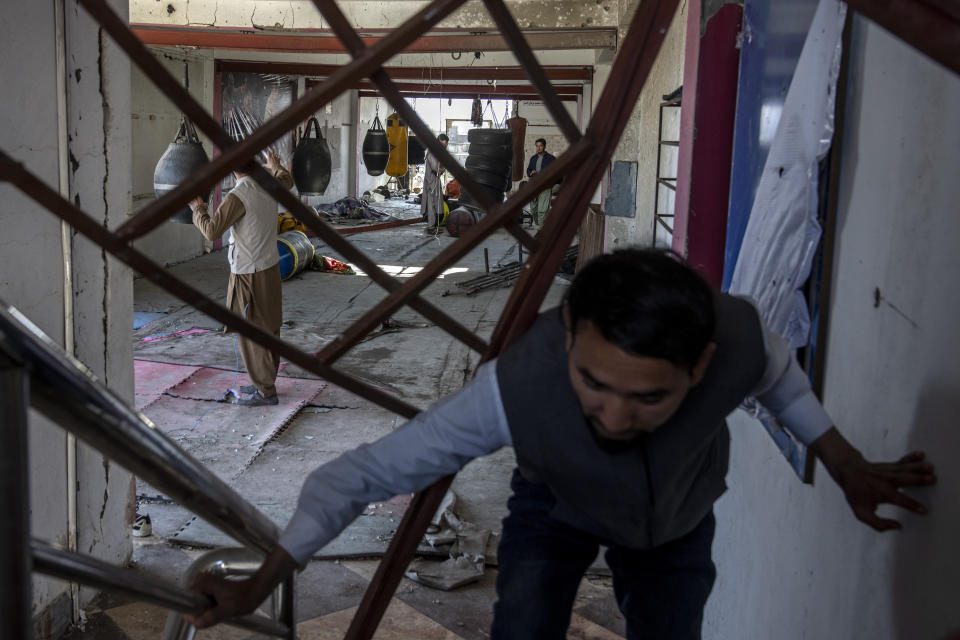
[314,197,389,221]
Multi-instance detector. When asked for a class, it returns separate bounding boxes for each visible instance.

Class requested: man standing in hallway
[189,151,293,407]
[525,138,556,227]
[421,133,449,234]
[186,249,935,638]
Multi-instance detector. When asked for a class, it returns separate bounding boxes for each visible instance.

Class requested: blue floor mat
[133,311,167,330]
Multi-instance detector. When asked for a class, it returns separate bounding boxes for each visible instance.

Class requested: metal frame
[653,96,681,237]
[1,0,956,638]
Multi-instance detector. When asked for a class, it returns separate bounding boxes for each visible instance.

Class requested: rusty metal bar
[77,0,488,356]
[315,139,592,365]
[310,0,538,250]
[343,473,456,640]
[77,0,472,242]
[0,151,419,420]
[0,361,30,640]
[344,3,680,636]
[131,25,619,54]
[482,0,583,143]
[220,61,594,81]
[845,0,960,75]
[490,0,681,353]
[240,170,490,355]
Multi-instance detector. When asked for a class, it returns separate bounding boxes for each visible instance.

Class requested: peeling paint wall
[64,0,136,612]
[129,1,618,31]
[600,0,687,251]
[131,49,215,266]
[704,17,960,639]
[0,0,134,632]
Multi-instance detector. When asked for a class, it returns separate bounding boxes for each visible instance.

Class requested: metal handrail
[32,540,289,637]
[0,301,293,637]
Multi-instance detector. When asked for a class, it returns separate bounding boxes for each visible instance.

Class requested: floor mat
[134,360,202,411]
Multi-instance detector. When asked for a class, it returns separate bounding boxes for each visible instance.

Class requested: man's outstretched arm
[186,360,511,629]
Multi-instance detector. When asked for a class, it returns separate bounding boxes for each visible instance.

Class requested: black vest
[496,294,766,549]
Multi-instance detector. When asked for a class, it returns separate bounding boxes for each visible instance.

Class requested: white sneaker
[132,514,152,537]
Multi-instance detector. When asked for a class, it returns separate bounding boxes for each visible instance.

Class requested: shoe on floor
[422,226,439,235]
[238,384,257,395]
[237,390,279,406]
[132,514,152,537]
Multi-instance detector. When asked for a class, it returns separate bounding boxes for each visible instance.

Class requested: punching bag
[153,116,210,224]
[291,116,332,195]
[385,112,408,178]
[407,132,426,165]
[362,115,389,176]
[507,116,528,182]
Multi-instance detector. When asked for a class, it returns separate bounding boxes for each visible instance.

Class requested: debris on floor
[406,490,491,591]
[312,254,356,274]
[445,245,579,297]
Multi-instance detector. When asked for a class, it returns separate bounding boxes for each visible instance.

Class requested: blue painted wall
[721,0,820,290]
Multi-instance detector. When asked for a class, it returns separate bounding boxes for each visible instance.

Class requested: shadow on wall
[892,385,960,639]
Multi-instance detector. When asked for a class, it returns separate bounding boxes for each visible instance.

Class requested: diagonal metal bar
[315,139,592,365]
[311,0,539,252]
[0,151,419,420]
[242,169,489,355]
[482,0,583,143]
[76,0,487,356]
[845,0,960,75]
[343,1,681,636]
[490,0,681,352]
[75,0,471,242]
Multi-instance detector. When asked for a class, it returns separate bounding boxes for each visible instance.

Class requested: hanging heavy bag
[385,112,408,178]
[292,116,332,195]
[507,116,527,182]
[154,116,210,224]
[407,132,426,165]
[362,115,389,176]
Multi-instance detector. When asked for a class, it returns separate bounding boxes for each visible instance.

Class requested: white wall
[0,0,134,635]
[705,16,960,639]
[130,50,215,266]
[600,0,686,250]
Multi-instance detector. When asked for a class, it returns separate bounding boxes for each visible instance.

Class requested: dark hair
[437,133,449,142]
[535,138,547,147]
[565,248,715,369]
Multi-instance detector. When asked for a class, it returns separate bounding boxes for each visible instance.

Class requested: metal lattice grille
[2,0,955,637]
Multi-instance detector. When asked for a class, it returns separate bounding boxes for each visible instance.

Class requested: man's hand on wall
[811,427,936,531]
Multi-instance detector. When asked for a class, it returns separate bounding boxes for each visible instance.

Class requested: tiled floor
[65,538,626,639]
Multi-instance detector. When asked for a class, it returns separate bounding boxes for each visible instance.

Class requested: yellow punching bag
[385,112,408,177]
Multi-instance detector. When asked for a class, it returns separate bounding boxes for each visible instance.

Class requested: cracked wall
[0,0,134,632]
[129,1,617,31]
[67,0,136,613]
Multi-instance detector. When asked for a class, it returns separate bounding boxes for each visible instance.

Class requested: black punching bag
[153,116,210,224]
[292,116,332,195]
[361,115,389,176]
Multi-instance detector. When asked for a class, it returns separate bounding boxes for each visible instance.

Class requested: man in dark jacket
[186,249,935,639]
[525,138,556,227]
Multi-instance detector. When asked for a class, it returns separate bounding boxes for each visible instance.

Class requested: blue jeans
[491,470,716,640]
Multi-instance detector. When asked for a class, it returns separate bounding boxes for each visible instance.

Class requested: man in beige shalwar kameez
[189,152,293,406]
